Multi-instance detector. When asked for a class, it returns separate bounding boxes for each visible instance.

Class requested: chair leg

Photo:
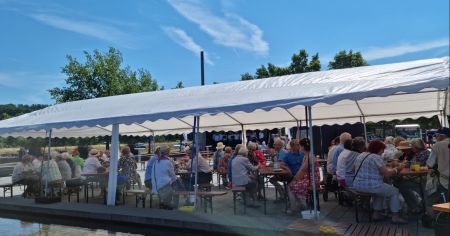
[355,196,360,223]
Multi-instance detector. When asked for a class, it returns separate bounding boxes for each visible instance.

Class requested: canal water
[0,217,142,236]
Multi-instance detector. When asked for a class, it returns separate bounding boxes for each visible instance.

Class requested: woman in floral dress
[288,138,320,213]
[119,146,142,189]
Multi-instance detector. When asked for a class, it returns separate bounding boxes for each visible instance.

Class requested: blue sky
[0,0,448,104]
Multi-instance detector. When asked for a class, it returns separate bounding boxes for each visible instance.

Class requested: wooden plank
[344,223,358,236]
[432,202,450,213]
[401,228,409,236]
[366,225,377,236]
[373,224,384,236]
[352,224,365,236]
[379,226,390,235]
[387,226,396,236]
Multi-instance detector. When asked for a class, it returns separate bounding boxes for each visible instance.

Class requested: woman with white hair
[151,144,178,209]
[382,136,397,161]
[231,147,260,207]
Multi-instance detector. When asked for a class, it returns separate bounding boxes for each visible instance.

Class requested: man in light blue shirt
[269,138,291,200]
[328,132,352,175]
[144,154,158,189]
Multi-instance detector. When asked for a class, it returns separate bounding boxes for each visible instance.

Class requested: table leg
[263,176,267,215]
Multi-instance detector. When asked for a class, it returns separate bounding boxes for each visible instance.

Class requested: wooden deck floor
[0,174,435,236]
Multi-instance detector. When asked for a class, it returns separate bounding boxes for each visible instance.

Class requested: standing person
[151,144,178,210]
[424,127,449,220]
[231,147,260,207]
[288,138,320,215]
[213,142,225,171]
[352,140,407,224]
[118,146,142,189]
[269,138,291,200]
[144,151,158,190]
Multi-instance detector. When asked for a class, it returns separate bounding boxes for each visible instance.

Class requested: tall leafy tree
[328,50,368,69]
[49,47,158,103]
[240,49,321,80]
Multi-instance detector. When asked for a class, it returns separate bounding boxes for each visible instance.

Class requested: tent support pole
[355,101,368,144]
[305,107,309,139]
[44,129,52,197]
[307,106,318,219]
[194,116,200,209]
[241,124,247,145]
[224,112,244,126]
[296,120,300,139]
[360,116,368,144]
[107,124,119,206]
[442,88,449,127]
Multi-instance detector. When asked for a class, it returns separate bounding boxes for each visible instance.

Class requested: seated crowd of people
[326,128,449,224]
[11,145,144,202]
[10,127,448,224]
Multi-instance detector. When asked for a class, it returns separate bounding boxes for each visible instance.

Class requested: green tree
[49,47,158,103]
[328,50,368,69]
[240,73,254,81]
[172,81,184,89]
[241,49,321,80]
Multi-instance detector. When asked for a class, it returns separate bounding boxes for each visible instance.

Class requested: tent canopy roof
[0,57,448,138]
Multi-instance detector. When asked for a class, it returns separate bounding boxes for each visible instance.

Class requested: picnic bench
[348,188,373,222]
[174,191,227,213]
[0,182,14,197]
[284,219,409,236]
[232,186,247,215]
[126,188,155,208]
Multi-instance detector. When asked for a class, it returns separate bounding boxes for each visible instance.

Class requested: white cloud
[167,0,269,55]
[363,38,449,61]
[30,13,133,48]
[0,71,62,104]
[162,26,214,65]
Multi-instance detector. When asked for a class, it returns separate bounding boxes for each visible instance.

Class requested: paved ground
[0,164,436,235]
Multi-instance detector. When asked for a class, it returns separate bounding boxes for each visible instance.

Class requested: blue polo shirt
[280,151,305,175]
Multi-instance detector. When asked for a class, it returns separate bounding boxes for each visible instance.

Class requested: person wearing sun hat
[82,149,105,175]
[213,142,225,171]
[395,141,414,161]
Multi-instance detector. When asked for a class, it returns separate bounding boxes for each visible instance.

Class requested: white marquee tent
[0,57,448,138]
[0,57,448,209]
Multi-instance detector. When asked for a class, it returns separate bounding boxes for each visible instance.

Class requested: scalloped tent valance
[0,57,448,138]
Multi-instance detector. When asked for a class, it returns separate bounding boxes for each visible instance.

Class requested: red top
[254,150,266,165]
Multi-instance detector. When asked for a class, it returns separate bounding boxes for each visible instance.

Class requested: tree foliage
[241,49,321,80]
[172,81,184,89]
[328,50,368,69]
[49,47,158,103]
[0,104,48,120]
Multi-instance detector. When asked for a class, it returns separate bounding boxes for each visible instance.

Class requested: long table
[259,166,290,214]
